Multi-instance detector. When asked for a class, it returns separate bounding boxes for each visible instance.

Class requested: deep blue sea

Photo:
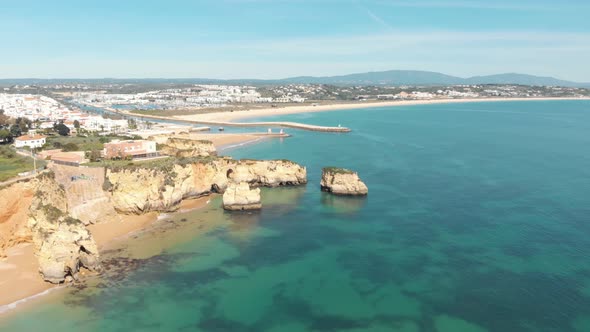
[2,100,590,332]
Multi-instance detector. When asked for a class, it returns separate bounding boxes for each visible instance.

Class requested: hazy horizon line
[0,70,588,83]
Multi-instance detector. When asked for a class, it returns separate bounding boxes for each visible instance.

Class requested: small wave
[0,286,63,315]
[157,213,171,221]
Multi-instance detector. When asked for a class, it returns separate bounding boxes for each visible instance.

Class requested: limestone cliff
[320,167,368,196]
[223,182,262,211]
[28,172,101,283]
[0,182,34,258]
[51,164,118,226]
[105,158,306,214]
[160,138,217,158]
[227,159,307,187]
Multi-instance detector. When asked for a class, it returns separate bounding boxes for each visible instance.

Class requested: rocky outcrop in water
[160,138,217,158]
[320,167,368,196]
[28,173,101,283]
[223,182,262,211]
[105,158,306,214]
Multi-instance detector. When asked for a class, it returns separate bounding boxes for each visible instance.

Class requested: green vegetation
[0,129,10,143]
[169,138,213,145]
[46,135,104,151]
[55,123,70,136]
[39,204,82,226]
[0,145,46,182]
[45,134,141,152]
[322,167,355,175]
[84,155,219,172]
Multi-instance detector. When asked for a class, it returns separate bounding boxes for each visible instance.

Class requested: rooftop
[15,134,46,141]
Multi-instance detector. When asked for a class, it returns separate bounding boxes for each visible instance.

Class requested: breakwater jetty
[178,120,351,133]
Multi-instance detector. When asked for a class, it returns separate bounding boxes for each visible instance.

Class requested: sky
[1,0,589,80]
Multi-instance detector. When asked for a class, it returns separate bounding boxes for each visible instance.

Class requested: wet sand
[0,197,210,311]
[0,244,53,309]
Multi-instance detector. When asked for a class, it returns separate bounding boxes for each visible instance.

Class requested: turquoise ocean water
[2,100,590,331]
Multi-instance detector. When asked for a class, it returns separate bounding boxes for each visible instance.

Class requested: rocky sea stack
[320,167,368,196]
[223,182,262,211]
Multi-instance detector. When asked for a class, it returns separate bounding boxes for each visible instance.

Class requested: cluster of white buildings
[0,93,128,134]
[0,94,70,121]
[72,84,306,110]
[436,89,480,98]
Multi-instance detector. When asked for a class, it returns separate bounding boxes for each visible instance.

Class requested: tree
[9,124,22,138]
[15,117,31,133]
[56,123,70,136]
[87,150,102,162]
[128,118,137,130]
[0,110,8,126]
[73,120,80,130]
[0,129,10,143]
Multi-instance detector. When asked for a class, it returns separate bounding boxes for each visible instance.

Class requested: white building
[83,116,128,133]
[14,133,46,149]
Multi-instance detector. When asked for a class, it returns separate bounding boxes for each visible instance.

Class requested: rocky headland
[320,167,368,196]
[0,150,307,290]
[105,157,306,214]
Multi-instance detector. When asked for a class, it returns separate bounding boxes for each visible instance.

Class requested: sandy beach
[0,197,210,312]
[174,97,590,122]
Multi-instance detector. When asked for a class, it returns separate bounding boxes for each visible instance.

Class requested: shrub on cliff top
[322,167,355,175]
[96,156,220,173]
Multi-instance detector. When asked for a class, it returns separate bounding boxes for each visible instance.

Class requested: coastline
[0,196,210,314]
[173,97,590,122]
[2,96,589,320]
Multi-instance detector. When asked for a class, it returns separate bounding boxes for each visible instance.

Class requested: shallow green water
[3,100,590,331]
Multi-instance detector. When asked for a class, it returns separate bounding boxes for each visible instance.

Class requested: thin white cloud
[365,9,394,31]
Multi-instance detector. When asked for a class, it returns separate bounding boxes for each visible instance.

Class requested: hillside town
[71,84,305,111]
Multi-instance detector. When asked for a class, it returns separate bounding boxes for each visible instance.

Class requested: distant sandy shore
[0,197,209,313]
[174,97,590,122]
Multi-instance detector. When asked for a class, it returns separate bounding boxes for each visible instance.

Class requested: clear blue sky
[1,0,589,80]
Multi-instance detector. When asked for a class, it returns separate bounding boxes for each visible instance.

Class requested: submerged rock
[223,182,262,211]
[320,167,368,196]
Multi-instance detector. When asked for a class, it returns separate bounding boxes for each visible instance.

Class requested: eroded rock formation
[0,156,306,285]
[160,138,217,158]
[27,173,101,283]
[105,158,306,214]
[320,167,368,196]
[223,182,262,211]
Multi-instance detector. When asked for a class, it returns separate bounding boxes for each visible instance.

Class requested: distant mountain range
[1,70,588,88]
[280,71,590,87]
